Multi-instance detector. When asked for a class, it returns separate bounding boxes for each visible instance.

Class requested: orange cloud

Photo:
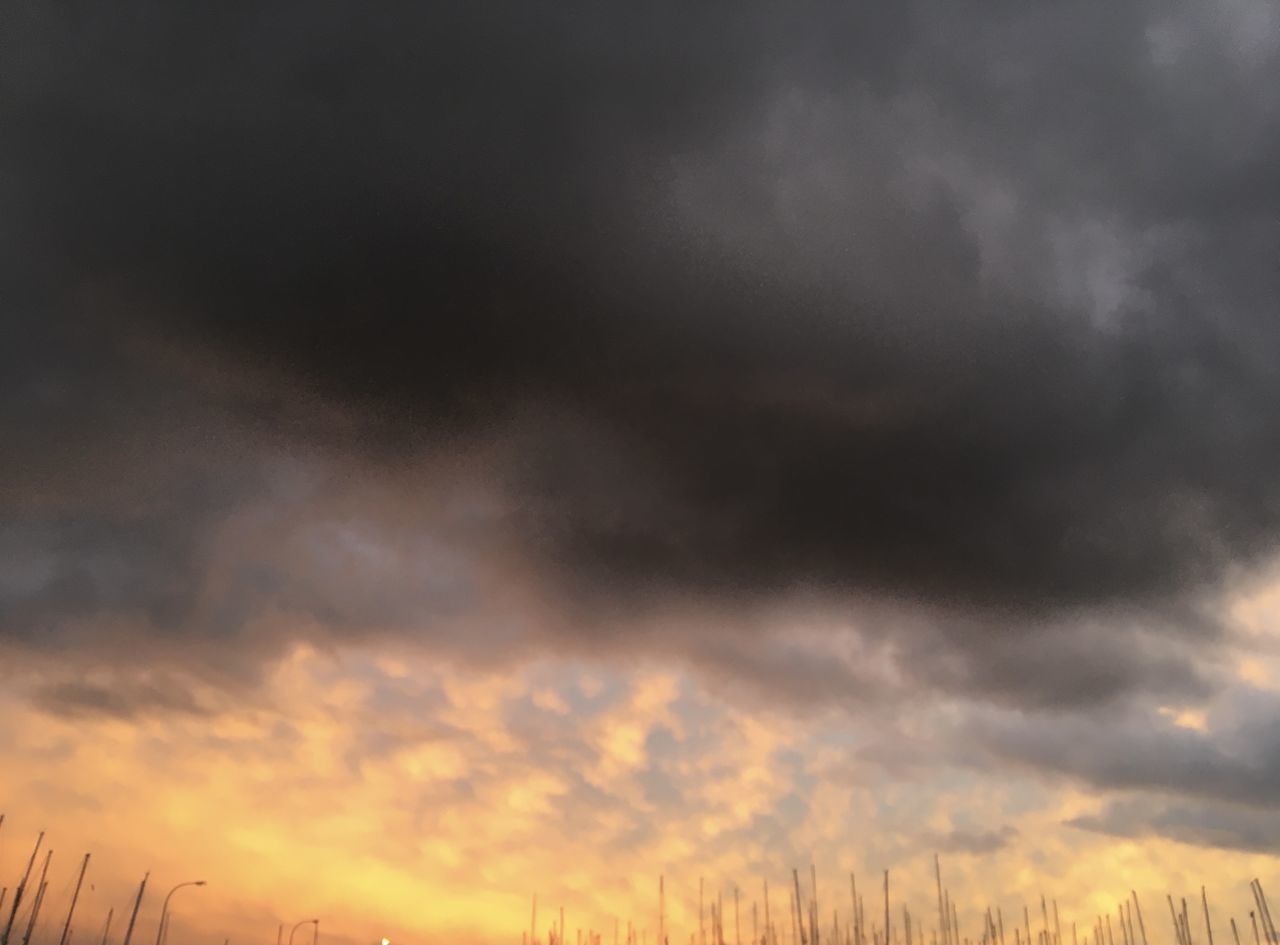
[4,642,1280,945]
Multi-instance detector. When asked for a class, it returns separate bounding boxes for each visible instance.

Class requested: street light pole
[288,920,318,945]
[155,882,206,945]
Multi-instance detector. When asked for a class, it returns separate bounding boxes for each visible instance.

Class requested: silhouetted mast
[121,874,149,945]
[60,854,92,945]
[660,877,665,945]
[21,850,53,945]
[1,831,45,945]
[99,909,115,945]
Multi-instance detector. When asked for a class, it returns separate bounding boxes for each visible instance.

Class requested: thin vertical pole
[61,854,92,945]
[813,868,821,945]
[794,873,807,945]
[935,859,947,945]
[2,831,45,945]
[1204,888,1215,945]
[1131,894,1148,945]
[851,878,859,945]
[121,874,149,945]
[883,872,890,945]
[763,882,771,945]
[22,851,53,945]
[737,880,747,942]
[1170,899,1185,945]
[660,878,665,945]
[1253,882,1277,945]
[22,883,47,945]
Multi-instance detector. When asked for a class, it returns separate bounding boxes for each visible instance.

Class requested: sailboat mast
[1,831,45,945]
[60,854,92,945]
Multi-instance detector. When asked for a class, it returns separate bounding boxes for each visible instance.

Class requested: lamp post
[155,882,205,945]
[288,920,318,945]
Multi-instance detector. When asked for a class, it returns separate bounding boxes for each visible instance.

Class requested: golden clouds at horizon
[1,644,1279,945]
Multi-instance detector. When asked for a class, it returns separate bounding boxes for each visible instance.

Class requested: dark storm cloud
[32,676,211,721]
[972,688,1280,811]
[930,825,1020,857]
[4,0,1280,714]
[1068,796,1280,855]
[897,604,1220,710]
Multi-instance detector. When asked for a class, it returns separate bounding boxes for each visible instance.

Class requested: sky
[3,0,1280,943]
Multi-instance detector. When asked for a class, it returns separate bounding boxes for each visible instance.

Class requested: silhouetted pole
[22,851,53,945]
[935,858,946,945]
[288,919,317,945]
[22,883,47,945]
[660,878,665,945]
[737,886,742,945]
[794,872,808,945]
[883,872,890,945]
[121,873,149,945]
[99,909,114,945]
[812,866,821,945]
[156,881,205,945]
[60,854,92,945]
[763,881,772,945]
[2,831,45,945]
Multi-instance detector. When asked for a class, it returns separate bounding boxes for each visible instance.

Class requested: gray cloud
[3,0,1280,720]
[32,676,211,721]
[1069,796,1280,856]
[931,826,1020,857]
[972,688,1280,811]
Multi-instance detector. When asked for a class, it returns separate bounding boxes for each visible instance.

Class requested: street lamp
[288,919,318,945]
[155,882,206,945]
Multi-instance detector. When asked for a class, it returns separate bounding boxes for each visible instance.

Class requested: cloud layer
[6,0,1280,698]
[4,648,1280,945]
[4,3,1280,932]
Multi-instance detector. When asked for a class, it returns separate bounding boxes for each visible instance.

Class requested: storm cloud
[4,0,1280,731]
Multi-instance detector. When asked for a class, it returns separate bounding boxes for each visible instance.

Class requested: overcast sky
[3,1,1280,942]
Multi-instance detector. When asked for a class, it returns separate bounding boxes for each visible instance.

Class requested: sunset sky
[4,1,1280,943]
